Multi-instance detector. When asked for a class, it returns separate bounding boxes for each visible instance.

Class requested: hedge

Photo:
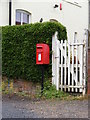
[2,22,67,82]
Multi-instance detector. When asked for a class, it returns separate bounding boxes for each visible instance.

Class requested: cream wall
[0,0,89,42]
[60,0,88,42]
[12,1,62,24]
[0,0,9,26]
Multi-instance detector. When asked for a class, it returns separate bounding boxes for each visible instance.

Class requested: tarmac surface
[2,95,88,118]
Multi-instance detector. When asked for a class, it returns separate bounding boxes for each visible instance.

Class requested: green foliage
[2,22,67,82]
[42,80,69,99]
[0,27,2,75]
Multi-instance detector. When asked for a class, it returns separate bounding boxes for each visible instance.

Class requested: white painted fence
[52,32,87,95]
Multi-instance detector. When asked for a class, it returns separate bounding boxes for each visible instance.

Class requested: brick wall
[88,49,90,94]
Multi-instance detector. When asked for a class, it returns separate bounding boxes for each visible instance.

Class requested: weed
[41,80,69,99]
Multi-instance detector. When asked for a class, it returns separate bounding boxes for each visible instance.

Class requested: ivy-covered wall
[2,22,67,82]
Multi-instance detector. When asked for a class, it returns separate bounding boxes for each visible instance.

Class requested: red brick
[88,49,90,94]
[87,82,90,95]
[88,69,90,74]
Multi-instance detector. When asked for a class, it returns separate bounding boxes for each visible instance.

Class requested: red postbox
[36,43,50,64]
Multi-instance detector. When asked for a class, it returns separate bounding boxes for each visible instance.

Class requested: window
[50,19,58,22]
[16,10,31,25]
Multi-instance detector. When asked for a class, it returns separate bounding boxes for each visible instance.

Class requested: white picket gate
[52,32,87,95]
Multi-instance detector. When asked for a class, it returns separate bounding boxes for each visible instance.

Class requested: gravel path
[2,95,88,118]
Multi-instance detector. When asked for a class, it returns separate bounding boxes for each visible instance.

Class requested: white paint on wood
[52,33,56,85]
[64,40,67,91]
[83,39,86,95]
[52,32,86,95]
[61,40,63,91]
[55,39,60,90]
[59,85,84,88]
[80,45,83,92]
[52,32,58,85]
[68,43,70,92]
[72,45,74,92]
[76,44,78,92]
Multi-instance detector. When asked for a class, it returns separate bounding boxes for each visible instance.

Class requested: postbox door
[36,44,44,64]
[36,43,49,64]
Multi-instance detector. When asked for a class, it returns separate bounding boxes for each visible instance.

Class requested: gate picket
[61,40,63,91]
[68,42,70,92]
[80,45,83,92]
[64,40,67,91]
[72,45,74,92]
[76,44,78,92]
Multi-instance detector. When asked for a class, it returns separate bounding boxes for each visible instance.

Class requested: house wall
[0,0,9,26]
[0,0,89,42]
[60,0,88,43]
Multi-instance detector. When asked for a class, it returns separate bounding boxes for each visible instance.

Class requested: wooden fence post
[55,40,60,90]
[83,30,88,95]
[52,32,58,86]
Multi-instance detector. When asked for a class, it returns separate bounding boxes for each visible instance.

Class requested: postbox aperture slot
[37,46,43,48]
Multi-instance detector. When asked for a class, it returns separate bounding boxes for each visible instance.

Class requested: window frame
[50,19,58,22]
[16,9,31,25]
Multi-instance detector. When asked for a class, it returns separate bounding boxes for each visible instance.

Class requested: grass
[1,78,88,100]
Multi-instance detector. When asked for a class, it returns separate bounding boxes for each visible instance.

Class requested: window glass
[16,10,31,25]
[16,12,21,25]
[23,13,29,24]
[27,15,29,23]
